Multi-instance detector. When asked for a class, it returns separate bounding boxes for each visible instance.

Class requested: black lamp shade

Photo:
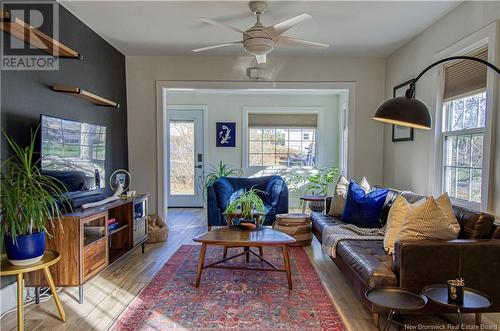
[373,96,432,130]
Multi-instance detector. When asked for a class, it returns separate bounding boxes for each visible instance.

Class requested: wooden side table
[300,195,327,214]
[0,250,66,331]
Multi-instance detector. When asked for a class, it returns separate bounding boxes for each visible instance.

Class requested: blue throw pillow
[213,177,234,209]
[341,181,389,228]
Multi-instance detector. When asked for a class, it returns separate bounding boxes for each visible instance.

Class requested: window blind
[443,46,488,100]
[248,113,318,128]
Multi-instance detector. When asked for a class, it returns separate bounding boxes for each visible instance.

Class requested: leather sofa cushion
[337,240,397,288]
[311,212,339,243]
[452,205,494,239]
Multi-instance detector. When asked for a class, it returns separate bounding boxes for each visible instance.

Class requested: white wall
[126,56,386,213]
[383,1,500,215]
[166,92,342,209]
[167,92,341,169]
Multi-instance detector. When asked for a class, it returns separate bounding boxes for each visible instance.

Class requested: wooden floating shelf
[52,85,120,108]
[0,11,81,59]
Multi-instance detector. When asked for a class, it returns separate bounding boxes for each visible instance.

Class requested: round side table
[0,250,66,331]
[422,284,492,331]
[300,195,327,214]
[366,287,428,331]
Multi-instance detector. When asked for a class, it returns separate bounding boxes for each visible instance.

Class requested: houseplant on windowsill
[223,188,266,230]
[305,166,340,212]
[1,129,67,266]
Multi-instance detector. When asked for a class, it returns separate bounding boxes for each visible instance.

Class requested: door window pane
[169,121,194,195]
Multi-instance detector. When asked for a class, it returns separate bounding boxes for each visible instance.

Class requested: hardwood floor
[1,208,498,330]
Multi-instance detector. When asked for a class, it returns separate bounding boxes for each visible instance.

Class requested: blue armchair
[207,176,289,227]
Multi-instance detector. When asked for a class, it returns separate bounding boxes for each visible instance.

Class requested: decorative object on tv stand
[0,128,67,266]
[216,122,236,147]
[81,183,123,209]
[224,188,266,230]
[374,55,500,129]
[392,80,414,142]
[110,169,131,194]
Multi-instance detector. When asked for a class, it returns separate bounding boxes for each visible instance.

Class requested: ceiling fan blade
[255,54,267,64]
[277,36,329,49]
[192,42,242,53]
[265,14,312,37]
[199,17,252,38]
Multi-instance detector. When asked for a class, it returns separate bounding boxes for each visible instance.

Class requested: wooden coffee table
[193,226,296,289]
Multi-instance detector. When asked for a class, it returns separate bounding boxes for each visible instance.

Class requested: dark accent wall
[0,1,127,287]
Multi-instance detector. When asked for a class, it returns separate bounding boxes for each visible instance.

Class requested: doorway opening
[158,82,355,218]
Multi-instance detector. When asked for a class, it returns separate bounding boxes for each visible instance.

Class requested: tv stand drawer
[83,238,107,280]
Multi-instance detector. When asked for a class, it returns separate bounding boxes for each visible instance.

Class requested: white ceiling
[60,0,460,57]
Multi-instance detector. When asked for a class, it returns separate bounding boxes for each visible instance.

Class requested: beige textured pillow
[383,195,424,254]
[329,176,370,217]
[396,194,460,242]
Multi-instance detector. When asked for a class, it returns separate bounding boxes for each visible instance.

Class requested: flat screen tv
[40,115,107,191]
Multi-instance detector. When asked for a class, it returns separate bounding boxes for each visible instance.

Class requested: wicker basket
[273,213,312,246]
[146,214,168,243]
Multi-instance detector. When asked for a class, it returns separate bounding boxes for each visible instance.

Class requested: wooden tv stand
[25,194,149,304]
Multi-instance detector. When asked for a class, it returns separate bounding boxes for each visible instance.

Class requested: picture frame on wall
[392,80,415,142]
[216,122,236,147]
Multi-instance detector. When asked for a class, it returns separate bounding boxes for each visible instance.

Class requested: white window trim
[242,106,325,171]
[430,21,498,212]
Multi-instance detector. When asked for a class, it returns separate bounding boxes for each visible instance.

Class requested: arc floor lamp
[373,56,500,130]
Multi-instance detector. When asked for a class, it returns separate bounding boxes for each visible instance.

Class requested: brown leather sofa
[311,190,499,325]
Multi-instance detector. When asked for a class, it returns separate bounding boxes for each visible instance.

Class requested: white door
[167,109,204,207]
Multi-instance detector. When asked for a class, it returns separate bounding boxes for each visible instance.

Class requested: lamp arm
[407,56,500,97]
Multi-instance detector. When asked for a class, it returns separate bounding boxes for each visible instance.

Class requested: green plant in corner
[1,128,67,264]
[224,188,266,224]
[201,161,242,201]
[306,166,340,196]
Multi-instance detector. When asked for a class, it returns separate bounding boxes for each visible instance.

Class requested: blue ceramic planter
[5,231,46,266]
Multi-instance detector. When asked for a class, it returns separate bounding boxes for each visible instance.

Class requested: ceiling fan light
[373,96,432,130]
[244,37,274,55]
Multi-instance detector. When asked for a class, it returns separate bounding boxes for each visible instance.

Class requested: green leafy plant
[224,188,266,222]
[201,161,241,201]
[306,166,340,196]
[1,128,67,244]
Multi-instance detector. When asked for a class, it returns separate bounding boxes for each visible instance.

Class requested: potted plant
[201,160,241,202]
[305,166,339,212]
[223,188,266,229]
[1,129,67,265]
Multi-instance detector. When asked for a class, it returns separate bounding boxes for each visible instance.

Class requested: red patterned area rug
[113,245,345,331]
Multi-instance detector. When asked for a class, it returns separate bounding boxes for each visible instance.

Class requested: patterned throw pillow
[383,195,425,254]
[396,193,460,242]
[329,176,370,217]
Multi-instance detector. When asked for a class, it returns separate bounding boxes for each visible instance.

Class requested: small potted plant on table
[1,130,66,265]
[223,188,266,230]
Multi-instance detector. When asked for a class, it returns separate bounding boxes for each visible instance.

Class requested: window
[249,128,316,167]
[438,45,490,210]
[442,92,486,204]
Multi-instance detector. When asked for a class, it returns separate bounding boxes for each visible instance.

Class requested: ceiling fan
[192,1,329,64]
